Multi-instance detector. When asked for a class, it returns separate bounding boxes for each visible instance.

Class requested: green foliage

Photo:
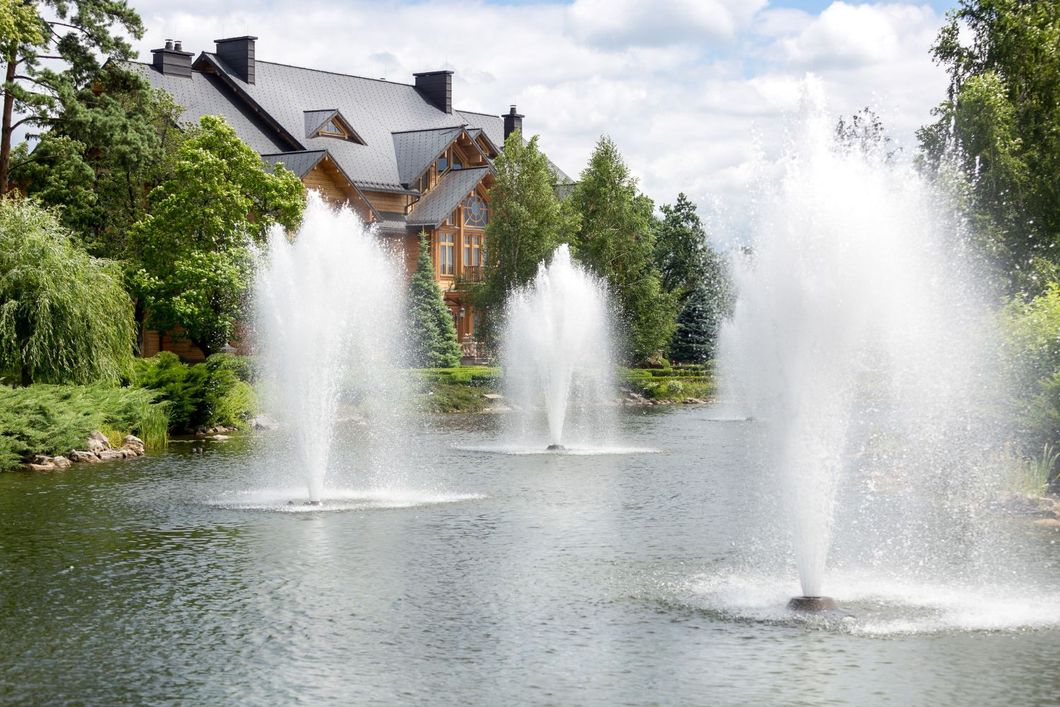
[0,383,164,470]
[12,65,186,259]
[1,0,145,194]
[652,193,731,363]
[918,0,1059,294]
[132,115,305,356]
[422,382,490,414]
[476,130,578,342]
[406,232,461,368]
[131,352,257,432]
[0,198,134,385]
[671,277,722,364]
[418,366,499,385]
[621,367,714,402]
[834,108,899,162]
[571,136,677,362]
[1003,284,1060,452]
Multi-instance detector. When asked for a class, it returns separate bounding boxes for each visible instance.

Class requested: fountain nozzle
[787,596,838,612]
[546,444,567,452]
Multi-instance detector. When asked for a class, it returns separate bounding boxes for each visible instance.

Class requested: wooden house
[131,37,570,362]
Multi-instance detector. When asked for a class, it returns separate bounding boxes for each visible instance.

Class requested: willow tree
[0,197,134,385]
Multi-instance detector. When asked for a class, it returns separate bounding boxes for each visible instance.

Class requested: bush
[0,384,167,470]
[130,352,256,431]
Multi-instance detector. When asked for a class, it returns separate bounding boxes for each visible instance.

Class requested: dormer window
[320,118,346,137]
[304,109,365,144]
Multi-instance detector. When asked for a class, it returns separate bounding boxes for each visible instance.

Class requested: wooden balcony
[460,265,484,282]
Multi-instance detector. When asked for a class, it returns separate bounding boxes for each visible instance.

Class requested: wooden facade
[145,131,495,362]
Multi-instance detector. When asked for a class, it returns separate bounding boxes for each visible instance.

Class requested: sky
[120,0,960,231]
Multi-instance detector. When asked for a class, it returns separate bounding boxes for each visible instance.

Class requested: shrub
[0,384,167,470]
[130,352,257,431]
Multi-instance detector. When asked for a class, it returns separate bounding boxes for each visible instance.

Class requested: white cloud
[15,0,952,244]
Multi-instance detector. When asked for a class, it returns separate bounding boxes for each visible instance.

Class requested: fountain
[254,192,408,504]
[501,245,616,452]
[717,82,1004,612]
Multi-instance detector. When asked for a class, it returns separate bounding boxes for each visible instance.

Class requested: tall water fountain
[254,192,408,504]
[502,245,616,452]
[717,83,1005,612]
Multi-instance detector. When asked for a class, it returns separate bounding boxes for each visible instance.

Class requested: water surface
[1,407,1057,705]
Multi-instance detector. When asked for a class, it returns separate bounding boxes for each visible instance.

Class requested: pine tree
[406,232,461,368]
[670,277,720,364]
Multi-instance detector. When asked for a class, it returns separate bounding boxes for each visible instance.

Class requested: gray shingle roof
[375,211,409,234]
[303,110,336,138]
[128,52,573,195]
[127,61,291,154]
[407,167,490,227]
[261,149,326,178]
[392,126,462,187]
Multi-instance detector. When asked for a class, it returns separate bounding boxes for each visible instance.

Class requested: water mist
[254,192,407,504]
[717,83,1004,609]
[502,245,616,451]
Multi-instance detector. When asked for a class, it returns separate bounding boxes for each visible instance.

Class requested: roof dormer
[304,109,365,145]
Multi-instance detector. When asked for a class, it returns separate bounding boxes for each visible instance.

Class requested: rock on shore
[22,432,147,472]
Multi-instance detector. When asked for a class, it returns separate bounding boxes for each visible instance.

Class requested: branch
[8,115,44,131]
[13,75,59,93]
[47,21,91,36]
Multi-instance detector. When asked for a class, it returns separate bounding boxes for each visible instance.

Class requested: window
[320,118,345,136]
[463,194,488,228]
[438,232,455,276]
[437,154,449,173]
[463,233,482,269]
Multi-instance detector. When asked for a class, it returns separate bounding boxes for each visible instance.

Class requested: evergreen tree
[1,0,145,194]
[653,193,730,363]
[0,197,134,385]
[132,116,305,357]
[11,65,185,259]
[476,129,577,343]
[571,136,677,362]
[406,232,461,368]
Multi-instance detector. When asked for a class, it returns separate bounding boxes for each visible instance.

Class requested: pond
[1,406,1058,704]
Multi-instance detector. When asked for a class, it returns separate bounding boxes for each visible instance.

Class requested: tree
[132,115,304,357]
[834,108,899,162]
[653,193,730,363]
[476,129,577,343]
[406,232,461,368]
[917,0,1059,294]
[1,0,144,194]
[0,197,134,385]
[570,136,677,362]
[11,64,185,259]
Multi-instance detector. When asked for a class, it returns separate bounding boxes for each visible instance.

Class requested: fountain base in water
[546,444,567,452]
[787,596,838,612]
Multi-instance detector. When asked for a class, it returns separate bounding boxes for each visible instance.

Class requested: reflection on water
[1,407,1058,705]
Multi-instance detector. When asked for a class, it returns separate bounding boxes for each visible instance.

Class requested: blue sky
[118,0,960,226]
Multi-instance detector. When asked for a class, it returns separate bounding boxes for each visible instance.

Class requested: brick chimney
[504,105,523,140]
[151,39,193,78]
[414,70,453,114]
[215,36,257,84]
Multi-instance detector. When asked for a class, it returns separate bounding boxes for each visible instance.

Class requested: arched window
[463,194,488,228]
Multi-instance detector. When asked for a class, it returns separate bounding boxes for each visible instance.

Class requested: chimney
[215,36,257,84]
[151,38,193,78]
[414,70,453,114]
[504,104,524,140]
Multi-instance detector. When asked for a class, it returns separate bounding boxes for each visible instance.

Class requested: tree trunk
[20,363,32,387]
[0,55,17,195]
